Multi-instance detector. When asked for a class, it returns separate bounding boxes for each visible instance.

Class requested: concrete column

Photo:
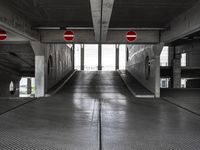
[27,78,32,94]
[98,44,102,70]
[80,44,84,70]
[126,46,129,62]
[35,56,46,97]
[71,44,75,70]
[31,42,47,97]
[115,44,119,70]
[168,46,175,67]
[172,54,181,88]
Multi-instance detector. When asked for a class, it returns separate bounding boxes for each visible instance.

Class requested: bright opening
[160,46,169,66]
[119,44,126,70]
[160,78,170,88]
[102,44,116,71]
[84,44,98,71]
[74,44,81,70]
[181,53,186,67]
[20,77,35,97]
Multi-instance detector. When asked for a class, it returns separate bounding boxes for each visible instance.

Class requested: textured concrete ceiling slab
[110,0,198,28]
[9,0,93,27]
[0,44,35,76]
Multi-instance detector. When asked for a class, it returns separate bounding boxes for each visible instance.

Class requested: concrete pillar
[172,54,181,88]
[168,46,175,67]
[71,44,75,70]
[98,44,102,70]
[27,78,32,94]
[80,44,84,70]
[115,44,119,70]
[126,46,129,62]
[31,42,47,97]
[35,55,46,97]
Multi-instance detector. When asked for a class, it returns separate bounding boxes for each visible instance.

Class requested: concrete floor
[161,89,200,116]
[0,98,34,115]
[0,71,200,149]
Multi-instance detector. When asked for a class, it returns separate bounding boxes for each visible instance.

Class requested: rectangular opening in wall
[84,44,98,71]
[181,78,187,88]
[160,46,169,66]
[19,77,35,97]
[181,53,186,67]
[102,44,116,71]
[119,44,126,70]
[74,44,81,70]
[160,78,170,88]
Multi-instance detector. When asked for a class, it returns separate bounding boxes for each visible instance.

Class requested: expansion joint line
[98,98,102,150]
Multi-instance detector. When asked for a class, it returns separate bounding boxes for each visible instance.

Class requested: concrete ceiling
[9,0,93,27]
[8,0,198,29]
[0,44,35,77]
[110,0,199,28]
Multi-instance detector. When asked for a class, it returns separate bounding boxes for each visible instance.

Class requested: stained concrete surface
[0,71,200,149]
[161,88,200,115]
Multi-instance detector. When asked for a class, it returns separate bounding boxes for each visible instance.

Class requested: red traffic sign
[0,29,7,41]
[126,31,137,42]
[64,30,74,41]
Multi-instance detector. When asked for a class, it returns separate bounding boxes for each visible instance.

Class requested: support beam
[41,30,159,44]
[115,44,119,70]
[90,0,101,42]
[101,0,115,42]
[98,44,102,70]
[161,0,200,43]
[80,44,85,70]
[90,0,114,42]
[0,0,39,41]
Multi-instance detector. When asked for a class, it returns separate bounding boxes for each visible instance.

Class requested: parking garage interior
[0,0,200,149]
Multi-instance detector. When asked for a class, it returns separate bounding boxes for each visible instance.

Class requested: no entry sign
[0,29,7,41]
[126,31,137,42]
[64,30,74,41]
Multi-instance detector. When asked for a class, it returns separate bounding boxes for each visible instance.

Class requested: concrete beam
[41,30,159,44]
[90,0,101,41]
[101,0,115,42]
[0,0,39,41]
[161,0,200,43]
[90,0,115,42]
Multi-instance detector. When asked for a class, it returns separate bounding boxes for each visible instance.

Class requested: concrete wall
[0,69,21,97]
[31,42,74,97]
[45,44,73,89]
[126,44,163,97]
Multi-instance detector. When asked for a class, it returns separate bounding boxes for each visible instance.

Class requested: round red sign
[126,31,137,42]
[0,29,7,41]
[64,30,74,41]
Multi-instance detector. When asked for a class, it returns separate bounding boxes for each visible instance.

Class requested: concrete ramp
[118,70,155,98]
